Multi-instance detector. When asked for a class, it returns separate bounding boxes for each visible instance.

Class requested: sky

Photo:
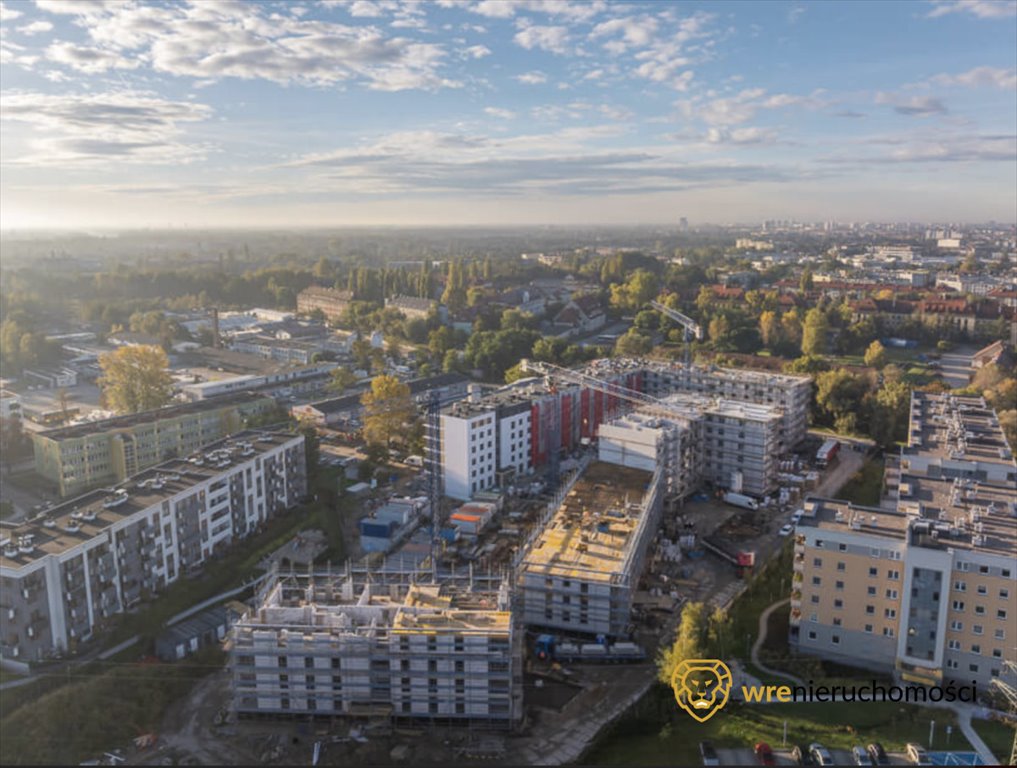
[0,0,1015,230]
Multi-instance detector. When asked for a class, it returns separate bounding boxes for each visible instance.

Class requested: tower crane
[649,300,702,379]
[990,659,1017,765]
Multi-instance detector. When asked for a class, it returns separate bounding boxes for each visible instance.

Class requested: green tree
[801,307,829,356]
[781,308,803,349]
[865,378,911,449]
[863,340,888,370]
[609,269,659,312]
[327,367,358,394]
[815,368,870,430]
[614,328,653,356]
[297,420,320,478]
[98,345,174,414]
[799,266,814,293]
[708,315,732,346]
[361,374,417,448]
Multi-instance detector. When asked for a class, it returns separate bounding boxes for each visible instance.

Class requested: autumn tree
[657,602,708,684]
[863,340,888,369]
[361,374,417,448]
[801,307,829,356]
[609,269,659,312]
[98,344,173,415]
[799,267,814,294]
[759,310,780,349]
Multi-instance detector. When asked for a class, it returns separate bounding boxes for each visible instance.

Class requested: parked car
[754,742,776,766]
[866,743,889,765]
[852,746,873,766]
[791,745,814,765]
[809,743,835,766]
[699,740,720,767]
[906,743,931,765]
[779,523,795,536]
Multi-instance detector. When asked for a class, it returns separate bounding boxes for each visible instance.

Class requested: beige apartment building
[791,393,1016,691]
[296,286,354,322]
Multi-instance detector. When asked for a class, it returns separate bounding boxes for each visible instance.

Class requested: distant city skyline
[1,0,1015,230]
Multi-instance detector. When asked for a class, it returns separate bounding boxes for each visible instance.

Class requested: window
[950,619,964,631]
[948,640,961,650]
[952,600,965,612]
[969,663,979,673]
[971,645,981,654]
[833,618,842,627]
[886,589,898,599]
[836,581,845,591]
[807,631,817,640]
[866,605,875,615]
[979,565,989,574]
[885,608,897,619]
[837,562,846,571]
[887,570,900,580]
[975,605,986,615]
[811,595,820,604]
[834,599,843,609]
[976,585,987,595]
[813,557,823,567]
[815,539,824,548]
[994,628,1005,640]
[838,543,847,552]
[812,576,822,586]
[867,586,877,596]
[809,613,818,622]
[998,609,1008,620]
[832,635,841,645]
[993,649,1003,658]
[1001,589,1010,600]
[883,627,895,638]
[954,581,966,592]
[973,624,984,635]
[958,561,970,572]
[868,567,878,577]
[864,624,873,633]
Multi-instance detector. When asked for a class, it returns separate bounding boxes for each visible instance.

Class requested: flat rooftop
[906,392,1015,465]
[35,391,271,441]
[236,578,510,635]
[0,430,299,570]
[798,496,911,539]
[519,461,654,584]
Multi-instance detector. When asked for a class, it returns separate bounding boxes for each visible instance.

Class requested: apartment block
[791,393,1016,690]
[296,286,354,322]
[1,431,306,662]
[516,461,664,637]
[641,362,812,453]
[230,576,522,726]
[31,392,275,497]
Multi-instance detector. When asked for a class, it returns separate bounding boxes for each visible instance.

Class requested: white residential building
[0,431,306,663]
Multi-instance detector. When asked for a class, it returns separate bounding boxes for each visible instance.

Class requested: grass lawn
[0,668,24,684]
[0,648,224,766]
[834,457,885,507]
[583,685,973,766]
[724,539,794,656]
[971,718,1015,763]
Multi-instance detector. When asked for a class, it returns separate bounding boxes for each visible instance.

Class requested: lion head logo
[670,659,733,722]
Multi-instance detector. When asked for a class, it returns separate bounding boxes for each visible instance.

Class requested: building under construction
[230,572,522,726]
[516,461,664,637]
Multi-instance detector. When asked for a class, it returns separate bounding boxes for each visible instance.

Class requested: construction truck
[533,634,646,664]
[722,491,759,511]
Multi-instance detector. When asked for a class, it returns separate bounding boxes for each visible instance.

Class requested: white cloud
[1,89,212,166]
[513,23,570,55]
[705,126,777,145]
[680,87,808,126]
[46,41,140,73]
[927,0,1017,18]
[515,70,547,84]
[875,92,948,116]
[35,2,461,92]
[34,0,109,15]
[931,66,1017,89]
[18,20,53,35]
[464,44,491,58]
[590,16,659,50]
[462,1,606,21]
[0,2,23,21]
[484,106,516,119]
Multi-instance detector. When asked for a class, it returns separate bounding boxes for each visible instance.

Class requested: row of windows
[950,602,1009,619]
[953,581,1010,599]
